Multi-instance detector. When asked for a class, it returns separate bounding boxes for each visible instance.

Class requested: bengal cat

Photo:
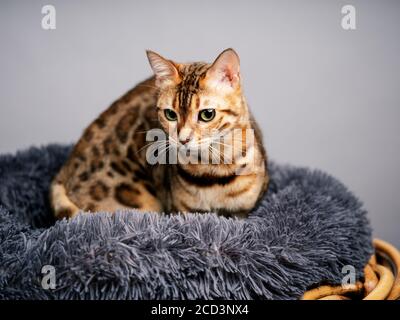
[50,49,269,219]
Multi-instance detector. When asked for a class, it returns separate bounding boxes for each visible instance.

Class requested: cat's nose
[179,129,193,145]
[179,137,191,145]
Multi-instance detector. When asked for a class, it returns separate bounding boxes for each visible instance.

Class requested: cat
[50,49,269,219]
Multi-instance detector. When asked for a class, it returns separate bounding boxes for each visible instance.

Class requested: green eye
[164,109,178,121]
[199,109,216,122]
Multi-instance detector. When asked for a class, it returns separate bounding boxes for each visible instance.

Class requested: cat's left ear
[205,48,241,91]
[146,50,180,88]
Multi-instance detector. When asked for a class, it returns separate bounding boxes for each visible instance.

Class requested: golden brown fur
[50,49,269,219]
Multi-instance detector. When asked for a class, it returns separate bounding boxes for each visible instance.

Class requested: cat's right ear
[146,50,180,88]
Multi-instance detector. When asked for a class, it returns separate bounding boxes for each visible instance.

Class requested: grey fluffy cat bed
[0,145,373,299]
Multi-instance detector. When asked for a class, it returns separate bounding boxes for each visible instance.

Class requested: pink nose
[180,137,191,145]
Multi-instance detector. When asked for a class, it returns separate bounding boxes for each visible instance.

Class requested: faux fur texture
[0,145,373,299]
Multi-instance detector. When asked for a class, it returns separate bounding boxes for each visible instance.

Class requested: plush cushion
[0,145,373,299]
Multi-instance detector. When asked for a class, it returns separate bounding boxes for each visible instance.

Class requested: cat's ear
[146,50,180,87]
[205,48,241,91]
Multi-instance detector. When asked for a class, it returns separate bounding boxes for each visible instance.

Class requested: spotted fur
[50,49,269,219]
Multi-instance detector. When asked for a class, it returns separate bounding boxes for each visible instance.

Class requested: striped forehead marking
[176,63,209,118]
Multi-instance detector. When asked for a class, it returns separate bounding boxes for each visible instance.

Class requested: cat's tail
[50,178,80,220]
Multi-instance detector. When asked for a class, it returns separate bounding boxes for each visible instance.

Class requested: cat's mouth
[177,137,220,151]
[176,136,232,164]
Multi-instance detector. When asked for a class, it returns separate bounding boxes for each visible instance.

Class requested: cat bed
[0,144,373,299]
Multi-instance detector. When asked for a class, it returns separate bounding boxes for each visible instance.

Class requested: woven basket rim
[302,238,400,300]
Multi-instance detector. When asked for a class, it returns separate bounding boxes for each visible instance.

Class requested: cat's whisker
[208,145,217,163]
[135,139,167,155]
[209,144,223,163]
[151,141,170,156]
[156,143,175,161]
[212,135,263,148]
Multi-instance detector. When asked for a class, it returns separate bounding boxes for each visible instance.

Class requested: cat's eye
[198,109,216,122]
[164,109,178,121]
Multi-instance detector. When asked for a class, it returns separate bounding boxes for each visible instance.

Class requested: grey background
[0,0,399,247]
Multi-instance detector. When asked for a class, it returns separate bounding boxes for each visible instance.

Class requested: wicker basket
[302,239,400,300]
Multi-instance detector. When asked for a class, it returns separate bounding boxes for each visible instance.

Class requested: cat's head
[146,49,249,153]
